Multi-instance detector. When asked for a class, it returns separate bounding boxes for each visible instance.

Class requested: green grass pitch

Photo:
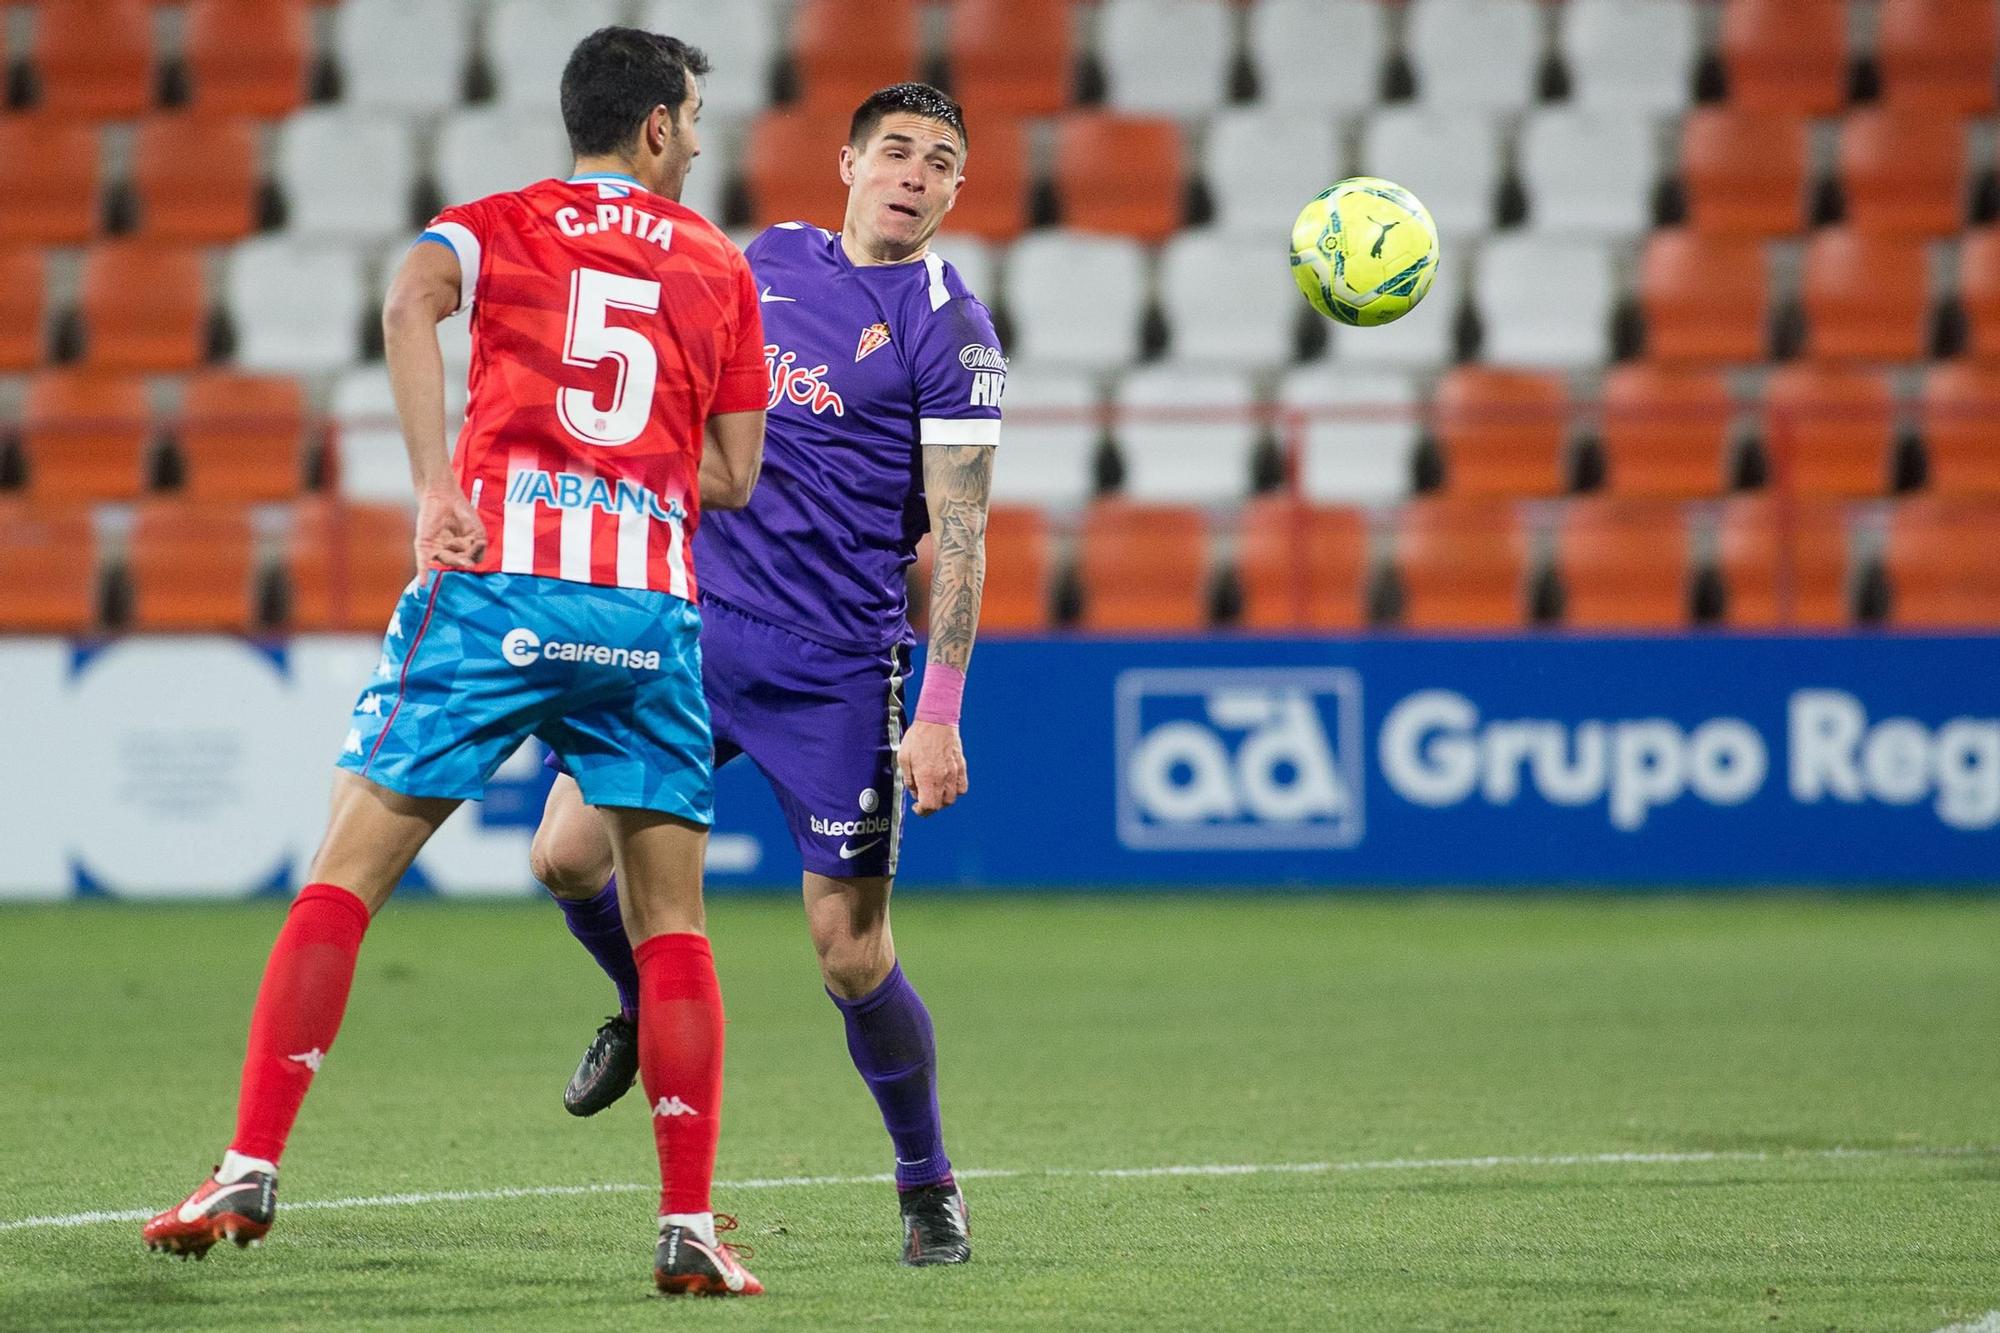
[2,894,1997,1331]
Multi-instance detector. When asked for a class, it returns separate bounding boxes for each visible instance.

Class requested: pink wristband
[914,662,966,726]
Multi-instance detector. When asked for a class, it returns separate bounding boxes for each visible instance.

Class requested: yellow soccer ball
[1290,177,1440,327]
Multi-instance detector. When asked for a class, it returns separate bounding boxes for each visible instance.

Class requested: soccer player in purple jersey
[529,83,1000,1266]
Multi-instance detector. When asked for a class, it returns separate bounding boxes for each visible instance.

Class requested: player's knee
[529,831,603,900]
[815,930,894,999]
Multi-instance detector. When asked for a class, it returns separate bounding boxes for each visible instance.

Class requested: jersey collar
[568,171,644,188]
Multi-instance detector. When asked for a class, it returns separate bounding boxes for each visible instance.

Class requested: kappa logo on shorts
[501,626,662,672]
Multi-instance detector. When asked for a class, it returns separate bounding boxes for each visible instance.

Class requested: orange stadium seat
[1716,495,1851,628]
[790,0,920,112]
[1053,114,1185,244]
[30,0,156,119]
[1877,0,1999,113]
[1836,109,1968,237]
[125,500,260,633]
[1719,0,1849,115]
[130,117,260,243]
[0,501,101,632]
[1392,498,1528,631]
[745,110,852,229]
[977,505,1054,631]
[1679,109,1810,237]
[1078,501,1210,631]
[1235,498,1369,631]
[1760,362,1896,498]
[0,248,48,370]
[1955,226,2000,360]
[1917,361,2000,496]
[1800,227,1932,362]
[0,118,103,245]
[1599,363,1736,499]
[78,242,209,372]
[176,371,308,502]
[1884,498,2000,627]
[183,0,311,118]
[20,371,153,502]
[1555,498,1692,629]
[1638,230,1769,364]
[1433,366,1570,497]
[941,116,1030,242]
[285,499,415,631]
[946,0,1075,117]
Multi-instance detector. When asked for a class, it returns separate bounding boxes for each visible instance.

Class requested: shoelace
[711,1213,755,1263]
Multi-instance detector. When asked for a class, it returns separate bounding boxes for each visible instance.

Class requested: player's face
[649,78,703,202]
[839,114,963,261]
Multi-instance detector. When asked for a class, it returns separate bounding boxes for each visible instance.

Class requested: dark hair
[848,82,968,157]
[560,27,710,158]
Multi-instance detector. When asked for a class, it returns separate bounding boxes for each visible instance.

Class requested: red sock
[634,932,725,1215]
[229,883,372,1164]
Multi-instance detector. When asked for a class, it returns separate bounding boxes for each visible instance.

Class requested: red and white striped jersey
[419,174,766,600]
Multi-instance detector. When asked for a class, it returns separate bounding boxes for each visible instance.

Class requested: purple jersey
[695,222,1006,652]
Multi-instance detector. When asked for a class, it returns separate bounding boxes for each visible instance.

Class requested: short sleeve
[710,251,768,416]
[415,199,496,315]
[912,286,1005,448]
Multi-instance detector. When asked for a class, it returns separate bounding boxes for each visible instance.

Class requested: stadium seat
[1835,110,1968,238]
[1956,226,2000,360]
[1096,0,1234,115]
[1077,501,1211,632]
[1234,498,1370,631]
[1679,108,1811,237]
[273,109,418,240]
[1359,109,1502,240]
[1248,0,1386,114]
[1157,230,1297,370]
[1599,363,1736,499]
[1560,0,1701,112]
[331,365,468,502]
[941,116,1030,243]
[0,501,100,632]
[1715,495,1851,628]
[1638,229,1770,363]
[1916,361,2000,496]
[789,0,920,112]
[1517,110,1658,239]
[976,504,1055,632]
[175,371,309,502]
[745,111,851,230]
[1718,0,1849,115]
[332,0,473,111]
[1112,365,1259,503]
[636,1,782,117]
[1280,366,1422,505]
[285,498,415,631]
[125,501,261,633]
[0,248,48,370]
[1759,362,1896,497]
[927,234,998,305]
[129,117,260,244]
[1876,0,1999,113]
[29,0,155,119]
[1433,367,1570,498]
[434,107,572,210]
[1002,231,1149,372]
[1404,0,1543,111]
[225,237,367,373]
[183,0,311,118]
[20,371,153,502]
[486,0,621,111]
[1202,109,1343,239]
[1474,235,1617,368]
[1884,498,2000,627]
[1555,498,1693,629]
[1799,227,1932,362]
[944,0,1074,117]
[77,242,209,372]
[1391,498,1528,630]
[986,365,1100,507]
[1052,114,1185,244]
[0,118,103,245]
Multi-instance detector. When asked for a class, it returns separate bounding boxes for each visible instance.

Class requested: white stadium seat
[1405,0,1544,111]
[1248,0,1386,114]
[1096,0,1235,115]
[1562,0,1699,113]
[677,115,740,227]
[332,366,469,504]
[928,233,1000,306]
[226,237,367,374]
[636,0,783,117]
[987,364,1100,507]
[274,108,417,240]
[1358,108,1502,241]
[333,0,473,111]
[434,107,571,209]
[1158,229,1297,371]
[1473,234,1616,368]
[1002,231,1149,372]
[486,0,624,113]
[1517,110,1659,239]
[1113,364,1260,502]
[1278,366,1422,505]
[1202,108,1343,238]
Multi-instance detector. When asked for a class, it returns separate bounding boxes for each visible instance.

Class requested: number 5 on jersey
[558,267,662,448]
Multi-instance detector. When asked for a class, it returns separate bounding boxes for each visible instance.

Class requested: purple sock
[830,961,953,1191]
[549,878,639,1019]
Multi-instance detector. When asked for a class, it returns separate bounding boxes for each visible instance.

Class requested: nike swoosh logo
[684,1238,746,1292]
[179,1182,259,1225]
[759,286,796,303]
[838,839,882,860]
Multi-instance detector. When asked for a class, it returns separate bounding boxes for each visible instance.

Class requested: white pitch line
[3,1145,1993,1235]
[1934,1313,2000,1333]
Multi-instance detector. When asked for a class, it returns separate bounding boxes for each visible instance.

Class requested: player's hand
[415,483,486,570]
[897,720,968,817]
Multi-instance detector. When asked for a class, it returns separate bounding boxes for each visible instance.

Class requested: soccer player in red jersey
[141,29,768,1296]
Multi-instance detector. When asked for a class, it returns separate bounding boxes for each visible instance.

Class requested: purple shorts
[548,594,908,879]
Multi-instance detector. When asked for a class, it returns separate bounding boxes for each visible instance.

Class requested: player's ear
[647,104,671,154]
[838,144,857,187]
